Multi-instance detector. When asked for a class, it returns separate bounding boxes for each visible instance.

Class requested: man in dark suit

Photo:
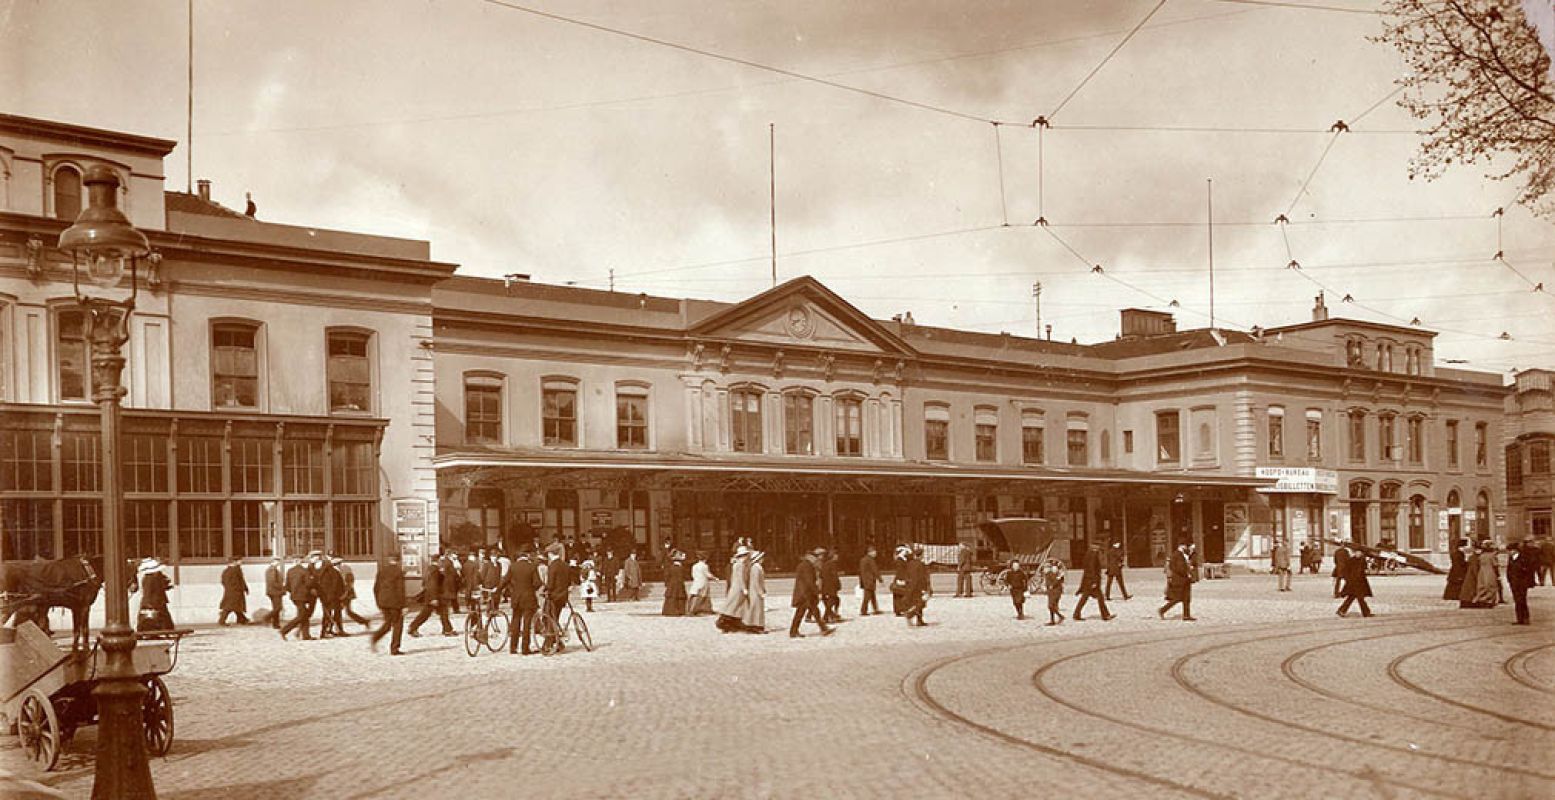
[1332,541,1351,598]
[1159,542,1197,621]
[789,548,833,638]
[858,547,880,616]
[263,557,285,628]
[279,556,317,640]
[819,550,842,623]
[1509,539,1539,625]
[408,555,454,637]
[438,555,461,626]
[507,550,541,654]
[1073,541,1115,622]
[601,550,620,603]
[1336,542,1374,618]
[217,557,249,626]
[316,556,345,638]
[370,554,406,655]
[479,552,502,610]
[955,542,975,598]
[903,547,930,626]
[337,558,373,630]
[1104,540,1131,600]
[543,547,571,651]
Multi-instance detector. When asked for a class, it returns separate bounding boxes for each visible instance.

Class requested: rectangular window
[0,430,53,491]
[616,391,649,450]
[1406,417,1424,464]
[1446,420,1460,469]
[1348,411,1366,462]
[61,500,99,558]
[1379,414,1397,461]
[212,323,260,409]
[542,385,578,446]
[125,500,170,560]
[327,331,372,413]
[1123,430,1134,454]
[1267,408,1284,458]
[1306,410,1322,461]
[975,423,996,461]
[331,441,376,496]
[1022,425,1045,465]
[4,499,56,561]
[730,389,763,453]
[282,501,326,556]
[232,500,271,559]
[333,501,376,556]
[178,436,224,494]
[178,500,224,560]
[925,420,949,461]
[1508,445,1523,491]
[59,432,101,493]
[1530,440,1551,474]
[125,434,168,493]
[1475,423,1488,469]
[464,377,503,445]
[231,438,274,493]
[57,309,90,401]
[784,393,814,455]
[283,440,326,495]
[1067,428,1088,466]
[1156,411,1180,463]
[836,397,863,457]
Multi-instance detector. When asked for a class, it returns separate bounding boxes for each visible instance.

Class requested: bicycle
[533,598,593,656]
[462,588,509,657]
[979,566,1010,595]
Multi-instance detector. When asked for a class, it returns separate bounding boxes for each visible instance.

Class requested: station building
[1505,368,1554,542]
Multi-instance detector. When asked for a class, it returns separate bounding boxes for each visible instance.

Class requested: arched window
[1345,338,1365,368]
[1408,495,1426,550]
[1379,483,1401,547]
[53,165,82,221]
[1475,490,1491,539]
[1446,488,1463,545]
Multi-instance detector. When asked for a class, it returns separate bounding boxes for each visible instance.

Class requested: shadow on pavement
[161,773,322,800]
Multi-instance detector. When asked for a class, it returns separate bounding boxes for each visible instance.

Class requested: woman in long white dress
[716,545,751,632]
[741,551,767,633]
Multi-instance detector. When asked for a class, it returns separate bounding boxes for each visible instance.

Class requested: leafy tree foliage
[1378,0,1555,215]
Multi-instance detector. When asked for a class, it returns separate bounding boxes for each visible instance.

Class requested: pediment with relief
[686,276,917,356]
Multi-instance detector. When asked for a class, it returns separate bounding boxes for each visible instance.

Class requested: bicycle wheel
[569,611,593,652]
[485,610,509,653]
[979,570,1002,595]
[535,613,563,656]
[462,612,482,657]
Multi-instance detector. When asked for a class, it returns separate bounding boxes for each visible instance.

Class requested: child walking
[579,560,599,612]
[1040,558,1066,625]
[1006,560,1029,620]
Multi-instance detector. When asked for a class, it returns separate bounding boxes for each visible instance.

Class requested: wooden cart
[0,622,187,771]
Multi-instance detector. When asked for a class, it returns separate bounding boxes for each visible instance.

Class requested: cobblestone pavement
[3,570,1550,799]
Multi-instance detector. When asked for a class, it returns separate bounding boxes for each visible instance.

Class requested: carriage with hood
[974,517,1063,594]
[0,557,188,771]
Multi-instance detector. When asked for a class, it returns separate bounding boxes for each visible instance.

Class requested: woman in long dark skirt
[1443,538,1468,600]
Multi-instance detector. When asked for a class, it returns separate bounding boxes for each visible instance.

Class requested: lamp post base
[91,623,155,800]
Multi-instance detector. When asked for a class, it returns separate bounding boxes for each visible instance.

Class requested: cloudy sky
[3,0,1552,373]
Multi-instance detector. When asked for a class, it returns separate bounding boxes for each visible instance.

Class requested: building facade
[1505,368,1554,543]
[1,115,453,604]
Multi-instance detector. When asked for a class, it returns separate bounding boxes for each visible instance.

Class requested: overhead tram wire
[994,124,1010,226]
[1212,0,1382,13]
[1046,0,1169,120]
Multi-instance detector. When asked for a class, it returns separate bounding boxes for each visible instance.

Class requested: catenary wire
[1048,0,1169,119]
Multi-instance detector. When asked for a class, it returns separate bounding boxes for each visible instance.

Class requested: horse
[0,555,105,650]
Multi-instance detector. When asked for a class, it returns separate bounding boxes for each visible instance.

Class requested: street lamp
[57,165,157,799]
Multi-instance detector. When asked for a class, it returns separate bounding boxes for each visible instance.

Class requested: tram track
[1385,634,1555,733]
[1502,642,1555,696]
[1167,622,1555,785]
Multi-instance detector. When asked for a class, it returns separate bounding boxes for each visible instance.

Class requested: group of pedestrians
[272,552,373,640]
[1444,536,1547,625]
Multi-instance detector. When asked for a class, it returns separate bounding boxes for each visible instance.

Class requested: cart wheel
[485,611,509,654]
[18,689,61,771]
[462,612,482,657]
[570,612,593,652]
[535,613,563,656]
[979,570,1002,595]
[143,676,174,757]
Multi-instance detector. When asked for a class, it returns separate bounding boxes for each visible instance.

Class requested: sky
[3,0,1553,375]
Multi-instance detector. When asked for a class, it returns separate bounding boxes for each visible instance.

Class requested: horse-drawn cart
[1,622,187,771]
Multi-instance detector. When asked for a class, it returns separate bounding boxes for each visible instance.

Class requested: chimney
[196,179,211,202]
[900,311,916,331]
[1312,291,1329,321]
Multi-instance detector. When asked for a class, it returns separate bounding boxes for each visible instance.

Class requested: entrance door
[1201,500,1225,563]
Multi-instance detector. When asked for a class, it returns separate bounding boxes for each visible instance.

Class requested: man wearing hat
[217,557,250,626]
[335,556,373,632]
[280,555,318,640]
[820,549,843,623]
[316,553,346,638]
[369,553,406,655]
[135,558,175,633]
[858,546,880,616]
[263,557,285,629]
[661,550,688,616]
[901,547,930,627]
[507,548,541,654]
[542,545,572,650]
[790,547,833,638]
[408,552,456,637]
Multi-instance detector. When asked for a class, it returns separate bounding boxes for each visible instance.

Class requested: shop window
[326,330,373,414]
[1156,410,1180,463]
[1446,420,1460,469]
[232,501,271,559]
[60,499,97,558]
[543,379,579,447]
[231,438,274,493]
[924,403,950,461]
[56,308,92,402]
[331,441,376,496]
[284,501,327,556]
[178,500,224,561]
[464,374,503,445]
[783,391,814,455]
[178,436,224,494]
[974,406,998,462]
[616,384,650,450]
[283,439,326,495]
[1305,410,1322,461]
[53,165,82,220]
[125,500,170,561]
[333,501,376,556]
[1348,409,1367,462]
[212,322,261,409]
[0,430,52,492]
[3,499,56,561]
[544,488,578,542]
[125,434,169,493]
[1475,422,1488,469]
[836,395,863,457]
[730,387,763,453]
[1267,406,1285,459]
[60,432,101,493]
